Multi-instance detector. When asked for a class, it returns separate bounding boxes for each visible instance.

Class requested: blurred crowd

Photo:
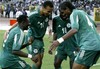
[0,0,100,18]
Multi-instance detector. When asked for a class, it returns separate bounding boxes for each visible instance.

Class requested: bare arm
[49,29,78,52]
[20,43,30,49]
[12,50,38,63]
[12,50,28,58]
[20,36,34,49]
[48,33,57,54]
[53,33,57,40]
[62,29,77,40]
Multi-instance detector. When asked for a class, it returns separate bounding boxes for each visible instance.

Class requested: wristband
[57,37,64,43]
[28,54,32,58]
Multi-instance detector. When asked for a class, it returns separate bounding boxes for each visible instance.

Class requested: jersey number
[62,28,67,34]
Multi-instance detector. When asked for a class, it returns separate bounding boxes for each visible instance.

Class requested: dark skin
[28,6,53,69]
[3,4,53,69]
[49,6,91,69]
[48,7,77,53]
[48,12,75,69]
[11,20,34,63]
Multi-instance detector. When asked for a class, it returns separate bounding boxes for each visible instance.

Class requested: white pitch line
[93,63,100,66]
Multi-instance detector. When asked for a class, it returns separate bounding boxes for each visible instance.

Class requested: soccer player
[49,1,100,69]
[25,1,53,69]
[0,15,34,69]
[3,1,53,69]
[48,10,79,69]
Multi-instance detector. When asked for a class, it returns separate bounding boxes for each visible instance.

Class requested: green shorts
[1,60,31,69]
[55,45,76,61]
[75,49,100,66]
[27,39,44,55]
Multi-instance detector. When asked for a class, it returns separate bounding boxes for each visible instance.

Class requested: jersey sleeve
[70,12,79,30]
[52,18,57,33]
[12,33,24,50]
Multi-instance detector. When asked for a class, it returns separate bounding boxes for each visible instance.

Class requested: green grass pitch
[0,30,100,69]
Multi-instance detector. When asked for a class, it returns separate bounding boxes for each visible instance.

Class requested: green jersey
[0,26,25,68]
[28,10,49,39]
[70,9,100,50]
[53,16,77,50]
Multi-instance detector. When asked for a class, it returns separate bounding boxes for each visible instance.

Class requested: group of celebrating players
[0,1,100,69]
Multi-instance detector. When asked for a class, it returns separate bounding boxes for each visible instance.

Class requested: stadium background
[0,0,100,69]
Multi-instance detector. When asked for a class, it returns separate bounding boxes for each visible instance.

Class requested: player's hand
[3,30,9,40]
[28,36,34,45]
[48,40,59,54]
[48,49,53,55]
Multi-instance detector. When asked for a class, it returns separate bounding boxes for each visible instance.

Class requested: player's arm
[12,50,35,62]
[20,36,34,49]
[50,13,79,51]
[48,18,57,54]
[12,50,30,58]
[50,29,77,51]
[52,18,57,41]
[12,34,34,59]
[53,33,57,40]
[62,29,77,40]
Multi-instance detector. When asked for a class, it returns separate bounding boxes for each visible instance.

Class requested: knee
[36,61,42,67]
[72,62,87,69]
[54,61,60,67]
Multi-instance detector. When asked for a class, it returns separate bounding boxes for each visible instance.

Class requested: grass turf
[0,30,100,69]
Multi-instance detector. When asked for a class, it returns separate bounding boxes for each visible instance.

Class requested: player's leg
[69,58,74,69]
[54,47,67,69]
[72,50,100,69]
[26,37,44,69]
[72,62,88,69]
[31,39,44,69]
[32,53,44,69]
[66,49,76,69]
[54,55,63,69]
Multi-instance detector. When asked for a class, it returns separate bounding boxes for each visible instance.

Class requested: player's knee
[72,62,87,69]
[54,61,60,67]
[36,61,42,67]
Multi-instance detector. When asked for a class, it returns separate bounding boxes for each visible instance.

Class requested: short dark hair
[59,1,75,12]
[42,1,53,8]
[17,15,28,23]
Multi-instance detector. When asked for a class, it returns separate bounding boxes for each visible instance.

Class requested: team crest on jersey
[58,25,61,27]
[67,23,71,28]
[45,18,49,22]
[33,49,38,53]
[38,22,40,24]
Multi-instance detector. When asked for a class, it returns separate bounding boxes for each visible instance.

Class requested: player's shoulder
[28,10,38,17]
[10,26,21,34]
[72,9,84,15]
[53,16,60,20]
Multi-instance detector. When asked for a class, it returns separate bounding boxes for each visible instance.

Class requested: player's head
[42,1,53,16]
[59,1,75,18]
[17,15,29,30]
